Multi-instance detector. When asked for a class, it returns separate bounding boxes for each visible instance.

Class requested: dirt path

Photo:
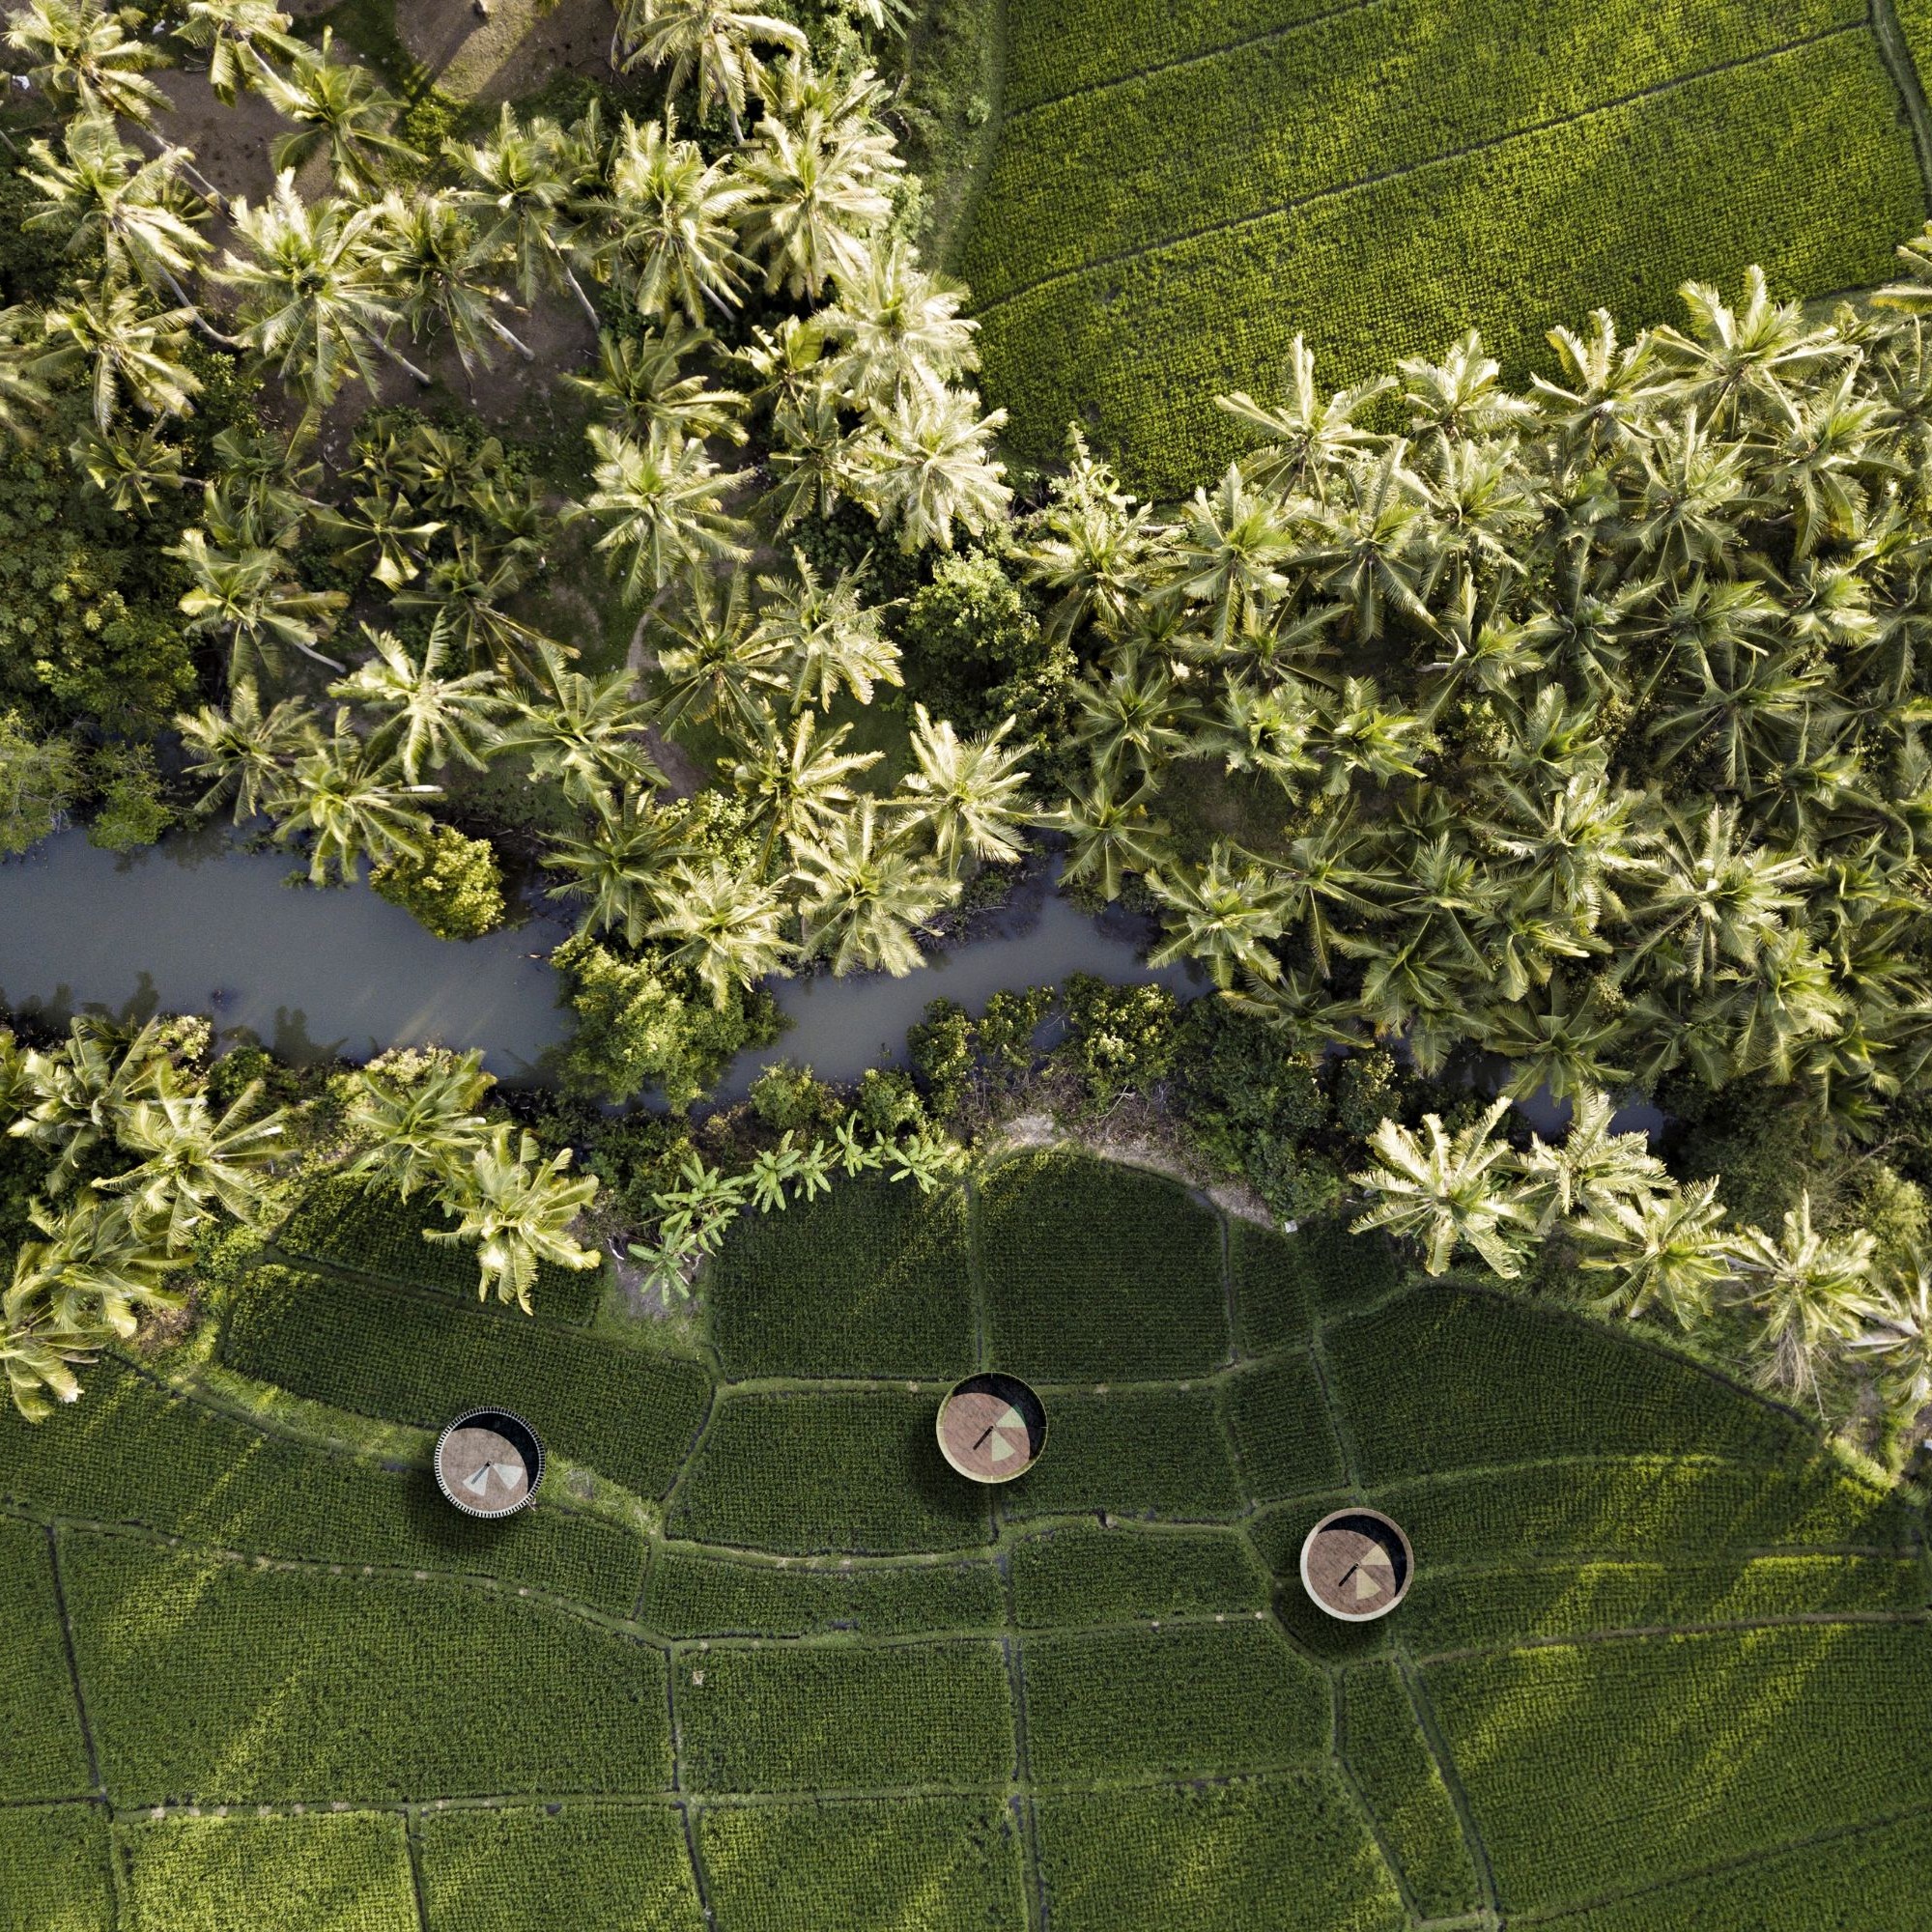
[401,0,613,104]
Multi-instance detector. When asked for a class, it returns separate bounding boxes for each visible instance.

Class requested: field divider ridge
[1869,0,1932,197]
[972,21,1869,315]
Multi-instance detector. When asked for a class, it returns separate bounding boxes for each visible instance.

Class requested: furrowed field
[946,0,1932,494]
[4,1151,1930,1928]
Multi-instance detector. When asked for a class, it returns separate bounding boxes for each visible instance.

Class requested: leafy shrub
[1009,1523,1267,1627]
[643,1549,1003,1637]
[369,825,508,940]
[83,743,172,851]
[746,1060,838,1133]
[1053,976,1179,1109]
[119,1813,420,1932]
[896,548,1072,742]
[1002,1387,1243,1521]
[698,1798,1027,1932]
[418,1805,702,1932]
[907,997,974,1116]
[668,1391,990,1553]
[0,709,79,855]
[1339,1664,1478,1919]
[0,1517,91,1801]
[676,1641,1012,1791]
[0,1360,643,1614]
[979,1151,1228,1378]
[62,1533,673,1803]
[706,1179,972,1378]
[221,1265,710,1495]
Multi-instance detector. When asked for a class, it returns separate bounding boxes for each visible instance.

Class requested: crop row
[1225,1352,1348,1503]
[0,1359,644,1615]
[667,1391,991,1555]
[61,1532,672,1805]
[0,1808,113,1932]
[1404,1552,1925,1655]
[119,1812,419,1932]
[643,1548,1004,1637]
[970,35,1921,497]
[979,1152,1230,1380]
[675,1640,1014,1793]
[997,1387,1244,1522]
[0,1516,91,1803]
[1899,0,1932,107]
[1338,1664,1477,1919]
[1427,1623,1932,1911]
[276,1179,603,1326]
[1231,1219,1398,1357]
[1323,1285,1815,1482]
[1034,1774,1406,1932]
[965,0,1865,304]
[1009,1523,1267,1627]
[222,1265,712,1497]
[698,1796,1027,1931]
[1022,1623,1326,1781]
[705,1179,974,1380]
[1533,1805,1932,1931]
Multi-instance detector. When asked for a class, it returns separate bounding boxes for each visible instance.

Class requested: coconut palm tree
[1349,1098,1534,1278]
[0,306,52,443]
[32,281,202,431]
[566,324,748,443]
[728,704,881,868]
[898,703,1031,872]
[175,679,322,820]
[1021,431,1159,645]
[1070,648,1193,781]
[342,1048,494,1200]
[426,1125,599,1311]
[329,622,511,782]
[178,0,302,104]
[7,1195,173,1358]
[367,192,535,375]
[855,384,1010,554]
[1848,1253,1932,1440]
[1630,802,1813,987]
[499,645,665,805]
[1729,1193,1879,1399]
[542,792,689,943]
[1038,768,1172,903]
[259,31,415,194]
[70,419,184,511]
[272,708,437,886]
[1217,333,1391,497]
[169,526,350,681]
[1298,441,1442,642]
[794,797,959,977]
[445,106,601,328]
[1148,842,1287,988]
[820,239,978,405]
[580,422,750,599]
[10,1017,176,1194]
[1,1278,96,1420]
[22,114,213,320]
[753,550,900,709]
[391,535,551,682]
[318,485,444,592]
[96,1085,287,1247]
[1513,1090,1665,1230]
[614,0,807,139]
[604,113,749,324]
[649,857,792,1004]
[1167,464,1295,650]
[218,175,429,403]
[6,0,171,123]
[1577,1175,1732,1326]
[652,567,783,734]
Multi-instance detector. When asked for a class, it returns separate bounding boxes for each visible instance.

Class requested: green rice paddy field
[5,1151,1931,1928]
[947,0,1932,494]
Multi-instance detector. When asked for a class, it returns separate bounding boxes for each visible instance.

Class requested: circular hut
[435,1407,545,1520]
[937,1373,1047,1483]
[1299,1507,1413,1621]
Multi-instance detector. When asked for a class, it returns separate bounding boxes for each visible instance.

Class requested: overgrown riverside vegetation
[6,0,1932,1915]
[5,1152,1930,1931]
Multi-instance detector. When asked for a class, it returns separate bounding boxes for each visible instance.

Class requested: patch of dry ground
[401,0,614,105]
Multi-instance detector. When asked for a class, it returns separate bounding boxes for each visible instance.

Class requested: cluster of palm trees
[0,1019,604,1419]
[1350,1092,1929,1419]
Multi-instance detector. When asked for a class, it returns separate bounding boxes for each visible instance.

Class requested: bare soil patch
[401,0,613,104]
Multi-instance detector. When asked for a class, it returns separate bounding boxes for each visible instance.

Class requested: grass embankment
[2,1153,1927,1927]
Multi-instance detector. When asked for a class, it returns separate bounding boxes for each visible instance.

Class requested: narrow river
[0,828,1195,1092]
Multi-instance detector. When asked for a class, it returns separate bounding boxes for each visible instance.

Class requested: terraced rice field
[4,1152,1930,1927]
[951,0,1932,495]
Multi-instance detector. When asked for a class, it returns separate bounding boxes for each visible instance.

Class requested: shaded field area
[2,1152,1929,1927]
[950,0,1930,494]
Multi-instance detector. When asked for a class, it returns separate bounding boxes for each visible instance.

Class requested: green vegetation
[4,1148,1932,1920]
[958,1,1923,491]
[0,1808,114,1932]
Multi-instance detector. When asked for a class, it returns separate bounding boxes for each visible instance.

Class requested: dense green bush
[0,709,80,856]
[369,826,509,940]
[704,1179,972,1378]
[221,1265,710,1495]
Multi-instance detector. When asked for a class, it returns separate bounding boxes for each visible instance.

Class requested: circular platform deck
[936,1373,1047,1483]
[1299,1507,1413,1621]
[435,1407,545,1519]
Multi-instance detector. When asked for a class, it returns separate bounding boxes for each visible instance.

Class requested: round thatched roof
[937,1373,1047,1484]
[435,1406,545,1520]
[1299,1507,1413,1621]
